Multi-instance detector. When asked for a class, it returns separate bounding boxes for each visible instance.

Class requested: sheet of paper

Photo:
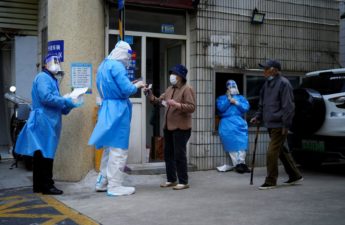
[69,87,88,99]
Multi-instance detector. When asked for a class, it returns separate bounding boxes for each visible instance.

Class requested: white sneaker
[216,164,233,172]
[173,184,190,190]
[107,186,136,196]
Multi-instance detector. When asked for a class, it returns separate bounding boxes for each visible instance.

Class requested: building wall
[189,0,339,169]
[45,0,105,181]
[340,1,345,67]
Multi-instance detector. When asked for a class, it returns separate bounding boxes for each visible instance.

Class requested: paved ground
[0,187,98,225]
[1,157,345,225]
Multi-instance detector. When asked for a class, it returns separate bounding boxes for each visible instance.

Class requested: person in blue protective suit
[88,40,145,197]
[15,54,77,195]
[216,80,251,174]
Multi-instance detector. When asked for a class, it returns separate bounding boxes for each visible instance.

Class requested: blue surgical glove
[65,98,77,109]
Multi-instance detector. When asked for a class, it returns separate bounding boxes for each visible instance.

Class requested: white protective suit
[91,41,142,196]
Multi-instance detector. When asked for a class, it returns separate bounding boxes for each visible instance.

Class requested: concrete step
[126,163,197,175]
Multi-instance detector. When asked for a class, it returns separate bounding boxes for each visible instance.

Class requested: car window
[301,73,345,95]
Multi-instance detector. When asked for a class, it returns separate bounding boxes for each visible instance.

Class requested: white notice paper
[69,87,88,99]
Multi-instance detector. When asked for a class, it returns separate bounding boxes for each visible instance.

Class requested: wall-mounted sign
[118,0,124,9]
[48,40,64,62]
[161,24,175,34]
[71,63,92,93]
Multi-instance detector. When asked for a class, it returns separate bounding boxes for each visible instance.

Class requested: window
[301,72,345,95]
[108,6,186,35]
[246,75,265,123]
[246,74,300,126]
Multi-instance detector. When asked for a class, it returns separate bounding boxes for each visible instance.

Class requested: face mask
[46,56,61,74]
[267,76,274,81]
[169,74,178,85]
[230,88,238,95]
[48,64,60,74]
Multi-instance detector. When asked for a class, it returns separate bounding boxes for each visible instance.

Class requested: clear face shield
[226,80,239,95]
[119,48,133,68]
[45,55,64,84]
[46,55,62,75]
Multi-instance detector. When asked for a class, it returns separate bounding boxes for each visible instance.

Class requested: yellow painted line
[0,213,65,219]
[0,196,27,210]
[0,193,99,225]
[41,195,99,225]
[0,204,47,214]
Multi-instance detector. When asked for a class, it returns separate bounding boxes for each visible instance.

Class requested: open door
[145,37,186,163]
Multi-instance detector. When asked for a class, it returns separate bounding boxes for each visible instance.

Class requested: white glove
[134,80,145,88]
[226,90,232,101]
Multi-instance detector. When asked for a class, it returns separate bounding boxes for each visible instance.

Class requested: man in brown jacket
[144,64,196,190]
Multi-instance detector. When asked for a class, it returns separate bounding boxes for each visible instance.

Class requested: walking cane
[250,125,260,185]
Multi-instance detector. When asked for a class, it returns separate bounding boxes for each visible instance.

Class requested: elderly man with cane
[250,59,303,190]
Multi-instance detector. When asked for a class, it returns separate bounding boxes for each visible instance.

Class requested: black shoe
[235,164,250,174]
[241,164,251,173]
[284,176,304,185]
[235,164,244,174]
[258,183,277,190]
[42,186,63,195]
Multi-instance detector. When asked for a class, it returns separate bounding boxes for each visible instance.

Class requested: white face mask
[267,76,274,81]
[169,74,178,85]
[230,88,238,95]
[46,56,61,74]
[48,64,60,74]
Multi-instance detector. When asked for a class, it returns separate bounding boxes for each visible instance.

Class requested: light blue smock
[15,70,70,159]
[217,94,250,152]
[88,59,137,150]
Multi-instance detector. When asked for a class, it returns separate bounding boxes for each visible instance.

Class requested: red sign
[126,0,194,10]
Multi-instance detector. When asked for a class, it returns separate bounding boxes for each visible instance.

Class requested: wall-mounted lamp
[251,8,265,24]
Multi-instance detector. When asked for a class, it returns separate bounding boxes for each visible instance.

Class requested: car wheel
[290,88,326,135]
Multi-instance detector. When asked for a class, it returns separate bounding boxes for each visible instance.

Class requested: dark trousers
[265,128,302,185]
[164,129,191,185]
[33,150,54,191]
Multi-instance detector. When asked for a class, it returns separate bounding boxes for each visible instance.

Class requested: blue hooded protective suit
[217,91,250,152]
[88,42,138,150]
[15,69,71,159]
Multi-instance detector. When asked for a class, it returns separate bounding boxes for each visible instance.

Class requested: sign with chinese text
[161,24,175,34]
[48,40,64,62]
[71,63,92,93]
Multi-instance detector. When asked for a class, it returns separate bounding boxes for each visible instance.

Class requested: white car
[288,68,345,167]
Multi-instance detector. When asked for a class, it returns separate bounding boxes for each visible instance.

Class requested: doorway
[0,36,37,158]
[145,37,186,163]
[108,33,187,165]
